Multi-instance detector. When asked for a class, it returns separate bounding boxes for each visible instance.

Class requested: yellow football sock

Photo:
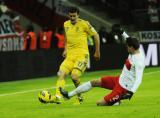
[55,79,65,97]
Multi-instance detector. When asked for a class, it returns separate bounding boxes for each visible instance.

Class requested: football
[38,90,51,103]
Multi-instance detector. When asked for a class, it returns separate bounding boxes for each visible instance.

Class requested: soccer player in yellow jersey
[55,6,100,104]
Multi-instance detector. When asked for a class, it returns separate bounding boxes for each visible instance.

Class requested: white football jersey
[119,50,145,93]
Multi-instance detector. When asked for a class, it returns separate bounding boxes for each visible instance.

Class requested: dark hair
[126,37,140,50]
[68,6,79,14]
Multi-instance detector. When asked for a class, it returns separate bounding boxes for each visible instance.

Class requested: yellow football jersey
[64,18,97,55]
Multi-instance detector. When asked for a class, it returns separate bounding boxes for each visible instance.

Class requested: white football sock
[68,81,92,97]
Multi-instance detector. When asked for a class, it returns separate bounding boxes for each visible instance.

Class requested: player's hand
[62,50,66,57]
[121,91,133,100]
[111,24,124,35]
[94,51,100,61]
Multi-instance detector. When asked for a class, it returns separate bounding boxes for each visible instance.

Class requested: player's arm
[93,32,100,60]
[62,24,67,57]
[131,64,144,93]
[62,32,67,57]
[86,21,100,60]
[111,24,129,40]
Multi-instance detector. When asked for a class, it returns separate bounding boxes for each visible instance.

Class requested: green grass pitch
[0,67,160,118]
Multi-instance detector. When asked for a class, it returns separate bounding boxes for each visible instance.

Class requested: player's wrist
[95,49,100,52]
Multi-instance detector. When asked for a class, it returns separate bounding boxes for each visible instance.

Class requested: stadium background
[0,0,160,82]
[0,0,160,118]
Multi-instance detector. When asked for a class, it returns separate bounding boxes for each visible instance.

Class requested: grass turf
[0,67,160,118]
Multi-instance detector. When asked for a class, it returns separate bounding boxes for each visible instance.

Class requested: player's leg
[49,70,66,103]
[96,98,121,106]
[96,99,107,106]
[55,58,73,98]
[55,70,66,98]
[63,76,115,98]
[60,76,119,105]
[71,69,83,104]
[96,76,127,106]
[71,54,88,87]
[100,76,118,90]
[96,91,120,106]
[60,79,101,99]
[71,70,82,97]
[71,70,81,89]
[71,54,89,103]
[96,89,123,106]
[60,75,116,99]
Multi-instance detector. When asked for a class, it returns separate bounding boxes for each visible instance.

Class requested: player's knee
[58,66,70,77]
[71,69,81,78]
[96,101,105,106]
[71,75,77,80]
[96,100,108,106]
[57,70,66,78]
[71,72,81,85]
[90,79,101,87]
[71,74,79,82]
[96,101,101,106]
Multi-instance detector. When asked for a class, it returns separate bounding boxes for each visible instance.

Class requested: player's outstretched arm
[111,24,130,40]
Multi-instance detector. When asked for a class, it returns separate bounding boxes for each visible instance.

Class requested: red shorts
[101,76,128,105]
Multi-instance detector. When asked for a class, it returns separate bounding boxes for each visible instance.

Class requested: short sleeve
[85,21,97,36]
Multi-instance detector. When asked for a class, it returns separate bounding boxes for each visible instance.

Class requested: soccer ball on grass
[38,90,51,103]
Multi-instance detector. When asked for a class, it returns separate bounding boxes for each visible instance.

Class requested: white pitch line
[144,70,160,75]
[0,84,72,97]
[0,70,159,97]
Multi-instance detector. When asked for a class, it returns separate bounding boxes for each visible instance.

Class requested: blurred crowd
[21,24,123,51]
[23,25,65,50]
[0,1,126,52]
[75,0,160,30]
[0,1,65,51]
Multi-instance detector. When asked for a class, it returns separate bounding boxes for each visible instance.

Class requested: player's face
[68,12,79,24]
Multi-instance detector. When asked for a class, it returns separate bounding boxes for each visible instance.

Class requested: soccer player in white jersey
[59,27,145,106]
